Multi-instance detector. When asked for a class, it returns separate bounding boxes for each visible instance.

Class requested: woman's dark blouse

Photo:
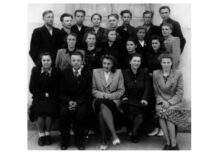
[122,68,151,102]
[29,66,60,99]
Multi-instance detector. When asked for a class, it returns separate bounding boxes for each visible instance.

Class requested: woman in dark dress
[122,53,151,142]
[29,52,60,146]
[101,29,123,68]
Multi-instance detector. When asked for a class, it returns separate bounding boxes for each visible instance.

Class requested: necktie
[74,70,79,77]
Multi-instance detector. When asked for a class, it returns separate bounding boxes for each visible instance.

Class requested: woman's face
[102,58,113,72]
[162,25,172,37]
[108,16,119,29]
[126,41,137,54]
[152,39,161,51]
[161,58,172,70]
[67,35,77,47]
[86,34,96,46]
[130,56,141,70]
[92,15,101,27]
[41,55,52,69]
[108,30,117,42]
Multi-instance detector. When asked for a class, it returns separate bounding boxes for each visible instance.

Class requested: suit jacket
[143,24,161,45]
[59,67,92,107]
[29,25,62,65]
[136,40,149,67]
[92,69,125,105]
[71,24,89,50]
[86,27,106,48]
[160,18,186,52]
[117,24,137,43]
[164,35,181,69]
[153,70,184,109]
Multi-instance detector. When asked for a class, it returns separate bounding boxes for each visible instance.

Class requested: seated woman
[83,32,102,70]
[55,33,84,70]
[92,55,125,150]
[122,53,151,143]
[101,29,123,68]
[153,53,186,150]
[86,13,106,48]
[161,23,181,69]
[29,52,60,146]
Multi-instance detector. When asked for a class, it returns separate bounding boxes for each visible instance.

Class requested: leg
[159,118,170,145]
[36,117,45,146]
[166,121,177,147]
[98,111,108,144]
[132,114,144,135]
[100,104,117,139]
[45,116,53,145]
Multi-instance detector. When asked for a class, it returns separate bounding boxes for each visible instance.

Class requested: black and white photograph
[26,3,191,150]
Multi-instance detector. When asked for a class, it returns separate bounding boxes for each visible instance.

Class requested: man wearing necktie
[59,52,92,150]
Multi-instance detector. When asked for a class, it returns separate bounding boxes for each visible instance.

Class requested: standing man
[71,10,89,50]
[29,10,62,65]
[60,13,74,46]
[59,52,92,150]
[142,11,161,45]
[159,6,186,53]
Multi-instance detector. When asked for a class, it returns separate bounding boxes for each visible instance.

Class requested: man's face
[122,13,131,25]
[160,8,170,21]
[143,13,152,25]
[137,29,146,40]
[75,12,85,25]
[71,55,83,70]
[62,16,73,29]
[43,13,54,26]
[108,16,119,29]
[67,35,77,47]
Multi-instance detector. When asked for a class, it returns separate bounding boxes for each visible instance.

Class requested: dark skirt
[93,99,123,130]
[29,97,59,122]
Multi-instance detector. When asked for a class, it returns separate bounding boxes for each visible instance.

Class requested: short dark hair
[74,9,86,16]
[108,13,119,20]
[120,10,132,18]
[42,10,53,18]
[151,35,165,52]
[83,32,96,43]
[129,53,142,61]
[70,51,84,60]
[159,53,174,64]
[162,23,173,31]
[136,26,147,33]
[143,10,154,18]
[91,13,102,21]
[64,32,77,48]
[60,13,73,22]
[126,37,137,45]
[104,29,118,42]
[100,54,118,73]
[159,6,171,13]
[37,52,53,68]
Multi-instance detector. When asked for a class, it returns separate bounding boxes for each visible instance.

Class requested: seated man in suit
[159,6,186,53]
[59,52,92,150]
[71,10,89,50]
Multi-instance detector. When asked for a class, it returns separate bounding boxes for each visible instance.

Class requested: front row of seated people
[29,50,186,150]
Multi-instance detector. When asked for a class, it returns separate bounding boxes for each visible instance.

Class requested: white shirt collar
[73,67,82,76]
[139,40,145,47]
[104,71,111,83]
[41,67,52,75]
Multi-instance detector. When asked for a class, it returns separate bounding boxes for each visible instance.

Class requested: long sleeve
[142,69,152,101]
[29,29,41,64]
[172,37,181,69]
[168,72,184,105]
[153,71,165,104]
[92,71,106,98]
[173,22,186,52]
[55,49,62,69]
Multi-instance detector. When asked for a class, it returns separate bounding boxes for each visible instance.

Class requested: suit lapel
[106,72,114,88]
[99,69,107,88]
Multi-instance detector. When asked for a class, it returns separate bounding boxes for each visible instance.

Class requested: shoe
[45,135,52,145]
[170,144,179,150]
[163,144,171,150]
[148,128,159,136]
[38,137,45,146]
[100,144,108,150]
[60,136,69,150]
[130,135,139,143]
[112,137,120,145]
[77,145,85,150]
[157,129,164,136]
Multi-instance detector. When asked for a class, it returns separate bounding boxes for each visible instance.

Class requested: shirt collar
[41,67,52,75]
[73,67,82,76]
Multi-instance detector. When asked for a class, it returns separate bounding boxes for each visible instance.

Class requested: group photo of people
[27,3,191,151]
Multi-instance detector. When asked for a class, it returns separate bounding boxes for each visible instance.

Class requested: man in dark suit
[29,10,62,65]
[159,6,186,53]
[59,52,92,150]
[142,11,161,45]
[60,13,74,47]
[71,10,89,50]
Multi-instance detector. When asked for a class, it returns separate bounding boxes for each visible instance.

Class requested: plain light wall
[27,4,191,109]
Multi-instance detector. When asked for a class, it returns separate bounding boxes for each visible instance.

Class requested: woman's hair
[64,32,77,48]
[129,53,142,61]
[100,54,118,73]
[162,23,173,32]
[104,29,118,42]
[83,32,96,43]
[37,52,53,68]
[126,37,137,45]
[158,53,174,65]
[108,13,119,20]
[91,13,102,21]
[151,35,165,52]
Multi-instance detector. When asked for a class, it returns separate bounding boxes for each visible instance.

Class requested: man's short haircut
[42,10,53,18]
[60,13,73,22]
[70,51,84,60]
[120,10,132,18]
[74,9,86,16]
[91,13,102,21]
[159,6,171,13]
[162,23,173,31]
[108,13,119,20]
[143,10,154,18]
[126,37,137,45]
[136,26,147,33]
